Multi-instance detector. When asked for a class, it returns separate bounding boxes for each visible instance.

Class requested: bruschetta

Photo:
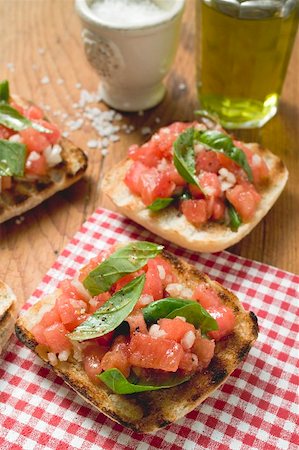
[0,80,87,224]
[0,280,18,354]
[15,241,258,432]
[102,121,288,252]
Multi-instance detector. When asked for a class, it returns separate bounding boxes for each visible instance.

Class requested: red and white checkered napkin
[0,208,298,450]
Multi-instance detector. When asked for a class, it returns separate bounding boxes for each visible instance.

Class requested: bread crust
[102,143,288,253]
[15,250,258,432]
[0,96,88,224]
[0,280,18,354]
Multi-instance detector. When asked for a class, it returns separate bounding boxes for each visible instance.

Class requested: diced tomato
[128,143,161,167]
[1,176,12,191]
[43,322,72,353]
[0,125,15,140]
[196,150,221,174]
[217,152,240,174]
[207,305,236,341]
[83,343,109,384]
[31,323,48,346]
[100,336,130,377]
[142,259,163,300]
[25,152,47,176]
[226,183,261,221]
[79,249,113,283]
[55,294,87,331]
[193,283,221,309]
[124,160,147,195]
[58,279,86,301]
[20,127,49,153]
[126,310,148,335]
[181,199,208,227]
[178,352,199,372]
[151,256,177,287]
[165,162,186,186]
[138,167,175,206]
[88,292,111,314]
[114,269,145,292]
[129,333,184,372]
[37,119,61,145]
[199,172,222,197]
[40,307,61,328]
[158,318,195,343]
[94,330,115,347]
[192,333,215,369]
[24,105,44,120]
[234,141,269,185]
[211,197,226,220]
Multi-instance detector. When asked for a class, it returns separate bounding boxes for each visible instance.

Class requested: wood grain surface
[0,0,298,308]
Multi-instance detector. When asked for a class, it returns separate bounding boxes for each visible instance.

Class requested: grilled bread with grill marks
[0,280,18,354]
[0,95,87,224]
[15,249,258,432]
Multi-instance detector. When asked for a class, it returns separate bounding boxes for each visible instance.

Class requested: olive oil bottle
[196,0,299,128]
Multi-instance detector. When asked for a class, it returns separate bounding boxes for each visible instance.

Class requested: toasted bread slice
[0,280,18,354]
[0,96,88,224]
[15,250,258,432]
[102,143,288,253]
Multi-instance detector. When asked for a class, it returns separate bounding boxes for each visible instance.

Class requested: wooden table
[0,0,298,307]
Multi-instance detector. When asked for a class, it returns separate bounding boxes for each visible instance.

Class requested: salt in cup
[75,0,185,111]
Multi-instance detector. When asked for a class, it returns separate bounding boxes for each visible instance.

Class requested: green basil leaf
[142,297,195,325]
[83,241,163,296]
[98,368,190,394]
[0,104,51,134]
[197,130,253,182]
[227,202,242,232]
[69,274,146,341]
[147,197,174,211]
[173,127,205,194]
[166,303,218,334]
[0,139,26,176]
[0,80,9,103]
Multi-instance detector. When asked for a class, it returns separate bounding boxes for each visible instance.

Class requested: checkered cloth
[0,208,298,450]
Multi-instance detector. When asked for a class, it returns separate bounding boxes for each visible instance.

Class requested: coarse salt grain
[57,78,64,85]
[141,126,152,135]
[41,76,50,85]
[87,139,100,149]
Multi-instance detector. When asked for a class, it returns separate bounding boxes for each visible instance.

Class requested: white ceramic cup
[75,0,185,111]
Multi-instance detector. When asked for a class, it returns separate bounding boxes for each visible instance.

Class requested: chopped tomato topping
[226,183,261,221]
[138,167,176,206]
[193,283,221,309]
[181,199,208,227]
[43,322,72,353]
[114,270,145,292]
[38,120,61,145]
[124,160,147,196]
[158,318,195,343]
[196,150,221,174]
[192,333,215,369]
[126,310,148,335]
[129,333,184,372]
[100,336,130,377]
[25,152,47,176]
[83,343,109,384]
[20,127,50,153]
[178,352,199,372]
[142,259,163,300]
[88,292,111,314]
[24,105,44,121]
[208,305,236,341]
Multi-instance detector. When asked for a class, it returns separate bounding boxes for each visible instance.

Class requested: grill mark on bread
[15,248,259,432]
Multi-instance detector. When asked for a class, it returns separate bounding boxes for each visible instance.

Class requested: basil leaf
[227,202,242,232]
[0,104,51,134]
[69,274,145,341]
[166,303,218,334]
[0,139,26,176]
[142,297,195,325]
[197,130,253,182]
[99,368,190,394]
[83,241,163,296]
[0,80,9,103]
[147,197,174,211]
[173,127,205,194]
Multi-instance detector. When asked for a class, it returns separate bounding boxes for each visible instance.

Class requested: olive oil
[196,1,299,128]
